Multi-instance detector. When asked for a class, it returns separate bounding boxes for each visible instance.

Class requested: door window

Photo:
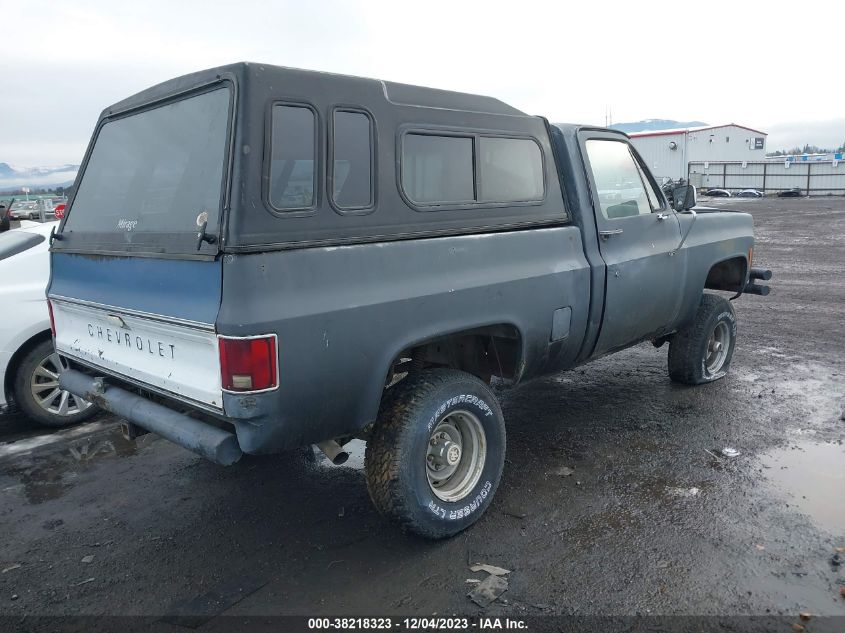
[634,158,662,211]
[585,140,654,220]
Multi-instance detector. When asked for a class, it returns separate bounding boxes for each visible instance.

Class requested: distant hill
[0,162,78,192]
[610,119,709,134]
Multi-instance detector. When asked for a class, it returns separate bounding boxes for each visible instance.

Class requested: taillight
[218,335,278,392]
[48,300,56,338]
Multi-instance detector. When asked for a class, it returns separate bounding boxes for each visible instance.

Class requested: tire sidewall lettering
[427,393,493,433]
[427,480,492,521]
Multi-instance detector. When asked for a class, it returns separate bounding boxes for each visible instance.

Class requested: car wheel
[668,294,737,385]
[13,339,97,427]
[365,368,506,539]
[29,213,37,220]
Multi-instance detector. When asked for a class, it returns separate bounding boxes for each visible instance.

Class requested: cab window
[633,156,662,211]
[585,139,654,219]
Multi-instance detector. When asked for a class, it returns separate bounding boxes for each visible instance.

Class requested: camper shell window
[268,104,319,212]
[330,109,375,212]
[400,130,546,209]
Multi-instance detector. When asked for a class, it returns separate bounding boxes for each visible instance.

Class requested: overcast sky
[2,0,844,166]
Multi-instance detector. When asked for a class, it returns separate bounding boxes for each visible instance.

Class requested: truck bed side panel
[218,227,590,451]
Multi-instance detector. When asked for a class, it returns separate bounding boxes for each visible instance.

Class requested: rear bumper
[59,369,242,466]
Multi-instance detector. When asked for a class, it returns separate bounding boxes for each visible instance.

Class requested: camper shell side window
[328,107,376,215]
[265,102,320,216]
[397,127,547,212]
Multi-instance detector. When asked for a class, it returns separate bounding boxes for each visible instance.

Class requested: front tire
[365,369,506,539]
[668,294,737,385]
[13,340,97,427]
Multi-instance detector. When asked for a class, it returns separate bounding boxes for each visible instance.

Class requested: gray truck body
[49,63,757,463]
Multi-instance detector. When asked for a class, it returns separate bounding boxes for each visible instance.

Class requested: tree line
[0,185,68,197]
[767,142,845,157]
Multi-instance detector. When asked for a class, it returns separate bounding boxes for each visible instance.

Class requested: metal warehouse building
[629,124,768,183]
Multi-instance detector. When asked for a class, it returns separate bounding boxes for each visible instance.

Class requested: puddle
[1,425,140,504]
[760,441,845,535]
[0,420,112,459]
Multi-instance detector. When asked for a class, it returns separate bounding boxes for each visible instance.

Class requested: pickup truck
[49,63,771,539]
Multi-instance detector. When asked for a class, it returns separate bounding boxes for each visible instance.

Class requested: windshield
[62,86,231,253]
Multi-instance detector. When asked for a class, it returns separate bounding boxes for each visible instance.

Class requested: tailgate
[49,253,224,410]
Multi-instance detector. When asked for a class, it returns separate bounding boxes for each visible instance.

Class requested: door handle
[656,212,669,221]
[599,229,623,240]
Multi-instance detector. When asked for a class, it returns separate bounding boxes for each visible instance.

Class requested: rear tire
[365,369,506,539]
[13,340,98,427]
[668,294,737,385]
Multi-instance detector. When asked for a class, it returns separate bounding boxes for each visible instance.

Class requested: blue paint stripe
[49,253,222,324]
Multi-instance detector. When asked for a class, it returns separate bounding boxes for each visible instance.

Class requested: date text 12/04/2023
[307,617,527,630]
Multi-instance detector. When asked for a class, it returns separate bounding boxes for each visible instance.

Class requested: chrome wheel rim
[426,410,486,502]
[705,322,730,374]
[30,352,92,417]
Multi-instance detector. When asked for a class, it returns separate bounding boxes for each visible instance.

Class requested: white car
[0,221,96,426]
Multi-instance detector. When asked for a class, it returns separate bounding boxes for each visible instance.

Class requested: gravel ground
[0,197,843,628]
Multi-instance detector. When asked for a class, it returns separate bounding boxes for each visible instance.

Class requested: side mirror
[672,184,697,211]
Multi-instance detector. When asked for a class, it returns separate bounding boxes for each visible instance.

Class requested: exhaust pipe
[317,439,349,465]
[59,369,242,466]
[744,281,770,296]
[749,267,772,281]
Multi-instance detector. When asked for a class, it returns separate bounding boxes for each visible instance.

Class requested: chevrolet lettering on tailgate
[86,322,177,359]
[52,299,223,409]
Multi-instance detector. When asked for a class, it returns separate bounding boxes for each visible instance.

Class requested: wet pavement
[0,198,843,625]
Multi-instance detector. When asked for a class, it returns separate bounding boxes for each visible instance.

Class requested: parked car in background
[0,202,9,232]
[736,189,763,198]
[777,188,803,198]
[705,189,732,197]
[0,222,97,426]
[8,199,57,221]
[660,177,686,204]
[8,201,40,220]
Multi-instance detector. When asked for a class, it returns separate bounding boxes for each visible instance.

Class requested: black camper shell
[55,62,568,257]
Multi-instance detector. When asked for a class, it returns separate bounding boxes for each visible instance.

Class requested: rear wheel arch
[4,329,52,406]
[357,323,525,435]
[387,323,525,385]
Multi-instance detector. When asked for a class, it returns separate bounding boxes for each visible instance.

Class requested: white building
[629,124,768,183]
